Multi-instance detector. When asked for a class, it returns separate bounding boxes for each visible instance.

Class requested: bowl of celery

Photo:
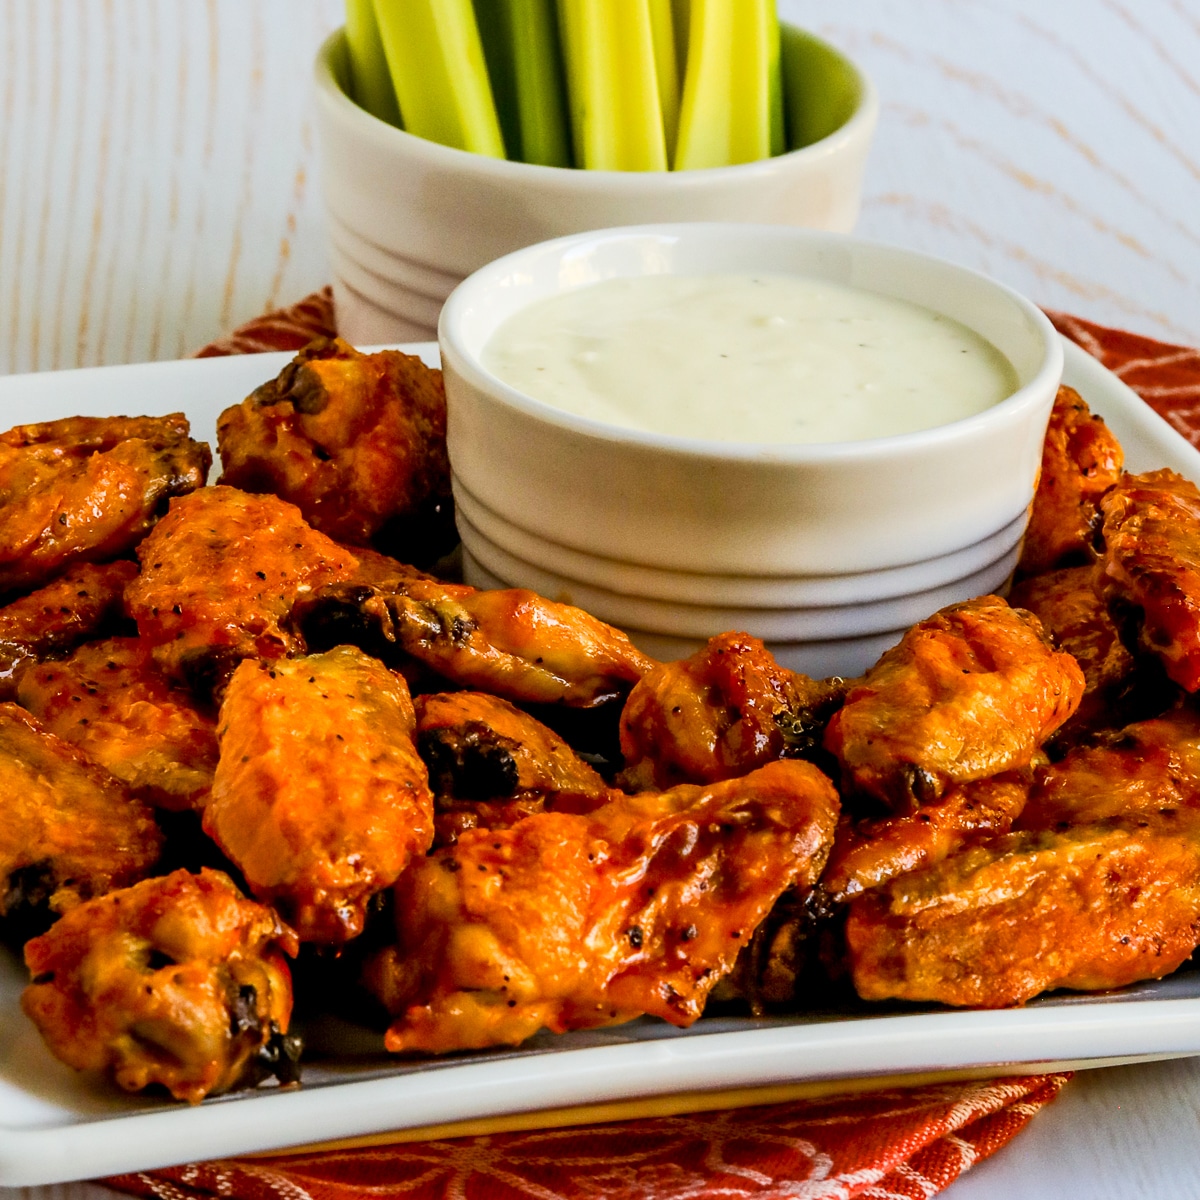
[314,0,879,343]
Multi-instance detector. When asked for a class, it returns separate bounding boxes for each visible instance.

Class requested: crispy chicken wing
[0,703,162,940]
[17,637,219,811]
[0,414,210,595]
[364,759,839,1054]
[1008,565,1149,738]
[203,647,433,943]
[217,337,455,565]
[415,691,613,846]
[1096,469,1200,691]
[0,560,138,699]
[1017,704,1200,830]
[845,815,1200,1007]
[295,577,656,707]
[22,868,298,1103]
[824,596,1084,811]
[817,772,1030,905]
[126,486,360,692]
[1017,385,1123,576]
[618,632,847,791]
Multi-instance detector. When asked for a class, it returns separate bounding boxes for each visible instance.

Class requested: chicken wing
[1017,385,1123,576]
[126,485,360,693]
[817,772,1030,905]
[364,759,839,1054]
[1096,469,1200,691]
[1017,704,1200,830]
[294,577,657,707]
[0,703,162,941]
[618,631,847,790]
[1008,565,1151,739]
[823,596,1084,811]
[17,637,219,811]
[0,560,138,699]
[217,337,455,565]
[845,814,1200,1008]
[21,868,298,1103]
[203,646,433,943]
[0,414,210,595]
[416,691,613,846]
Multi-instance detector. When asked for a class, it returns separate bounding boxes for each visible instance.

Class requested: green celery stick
[474,0,572,166]
[648,0,680,160]
[673,0,782,170]
[344,0,402,126]
[556,0,668,171]
[372,0,507,157]
[670,0,690,81]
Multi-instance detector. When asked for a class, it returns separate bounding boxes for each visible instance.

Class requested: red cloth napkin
[94,296,1200,1200]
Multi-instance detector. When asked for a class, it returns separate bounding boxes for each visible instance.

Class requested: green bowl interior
[781,26,865,150]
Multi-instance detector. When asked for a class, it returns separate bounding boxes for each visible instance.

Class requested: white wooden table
[2,2,1200,1196]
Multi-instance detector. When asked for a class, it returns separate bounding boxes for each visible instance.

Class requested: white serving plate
[2,338,1200,1186]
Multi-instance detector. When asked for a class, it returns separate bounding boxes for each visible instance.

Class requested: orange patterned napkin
[1047,310,1200,446]
[104,1073,1070,1200]
[94,296,1197,1200]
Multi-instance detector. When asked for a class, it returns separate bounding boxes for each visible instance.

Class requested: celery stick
[372,0,506,157]
[556,0,668,171]
[673,0,780,170]
[670,0,690,81]
[345,0,402,126]
[648,0,680,160]
[474,0,572,166]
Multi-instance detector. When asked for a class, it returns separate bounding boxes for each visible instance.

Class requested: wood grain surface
[0,0,342,373]
[796,0,1200,348]
[2,0,1198,375]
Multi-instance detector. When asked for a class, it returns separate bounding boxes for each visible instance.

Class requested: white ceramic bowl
[437,224,1063,676]
[313,25,878,344]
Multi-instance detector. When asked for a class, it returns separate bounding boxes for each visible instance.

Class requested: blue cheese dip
[482,273,1019,444]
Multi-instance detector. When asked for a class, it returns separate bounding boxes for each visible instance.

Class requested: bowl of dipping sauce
[438,224,1063,674]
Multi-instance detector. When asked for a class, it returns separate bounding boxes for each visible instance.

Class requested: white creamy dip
[482,273,1019,444]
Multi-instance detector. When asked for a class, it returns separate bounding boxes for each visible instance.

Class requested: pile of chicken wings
[5,336,1200,1104]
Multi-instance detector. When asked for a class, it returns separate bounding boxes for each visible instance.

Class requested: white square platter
[2,337,1200,1185]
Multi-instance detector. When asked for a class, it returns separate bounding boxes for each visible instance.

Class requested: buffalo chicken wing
[618,631,847,791]
[1096,469,1200,691]
[845,815,1200,1008]
[817,772,1031,905]
[295,577,656,707]
[1008,565,1150,739]
[365,759,840,1054]
[126,486,359,692]
[217,337,455,564]
[1017,704,1200,830]
[17,637,219,811]
[0,703,161,940]
[415,691,613,846]
[824,596,1084,810]
[0,415,210,595]
[22,868,298,1103]
[0,560,138,699]
[1017,384,1123,576]
[203,647,433,943]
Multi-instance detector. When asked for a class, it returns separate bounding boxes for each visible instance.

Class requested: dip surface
[482,273,1019,444]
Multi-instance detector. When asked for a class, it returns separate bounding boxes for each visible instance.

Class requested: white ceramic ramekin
[437,224,1063,676]
[313,25,878,343]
